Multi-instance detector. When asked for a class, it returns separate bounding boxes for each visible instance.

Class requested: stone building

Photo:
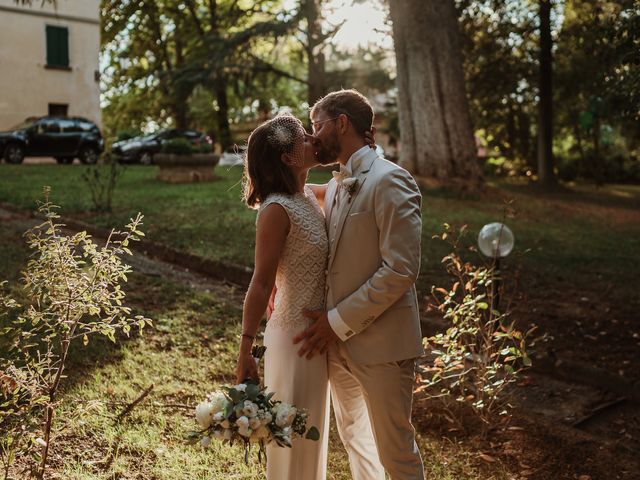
[0,0,101,129]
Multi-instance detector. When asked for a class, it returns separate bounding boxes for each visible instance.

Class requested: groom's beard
[315,135,341,165]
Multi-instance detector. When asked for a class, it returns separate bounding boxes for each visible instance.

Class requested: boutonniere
[342,177,359,201]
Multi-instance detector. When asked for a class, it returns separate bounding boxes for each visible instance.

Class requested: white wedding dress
[260,187,330,480]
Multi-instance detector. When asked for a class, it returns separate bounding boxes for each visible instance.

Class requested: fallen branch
[115,384,154,423]
[111,401,193,410]
[571,397,627,428]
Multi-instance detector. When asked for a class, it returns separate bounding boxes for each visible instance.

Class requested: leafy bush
[115,129,142,142]
[195,142,214,154]
[160,138,197,155]
[418,224,534,436]
[0,188,151,479]
[81,150,124,213]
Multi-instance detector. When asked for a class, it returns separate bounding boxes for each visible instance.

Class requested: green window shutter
[46,25,69,68]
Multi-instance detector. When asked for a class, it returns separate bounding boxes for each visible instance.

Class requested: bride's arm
[307,183,328,210]
[236,204,289,384]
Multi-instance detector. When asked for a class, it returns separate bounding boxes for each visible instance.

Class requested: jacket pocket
[348,209,373,218]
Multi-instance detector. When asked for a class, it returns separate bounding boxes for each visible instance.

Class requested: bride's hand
[236,351,259,384]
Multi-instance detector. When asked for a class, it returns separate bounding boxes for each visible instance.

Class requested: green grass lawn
[0,225,509,479]
[2,164,638,478]
[1,163,638,296]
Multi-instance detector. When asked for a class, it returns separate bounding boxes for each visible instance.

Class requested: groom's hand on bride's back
[293,310,339,359]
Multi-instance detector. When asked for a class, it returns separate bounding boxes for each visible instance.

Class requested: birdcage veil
[265,114,305,166]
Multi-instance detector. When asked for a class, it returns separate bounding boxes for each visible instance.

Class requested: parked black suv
[112,129,213,164]
[0,116,104,165]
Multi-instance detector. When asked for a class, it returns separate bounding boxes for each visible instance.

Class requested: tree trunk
[506,102,516,160]
[537,0,556,185]
[572,120,586,176]
[518,108,534,169]
[208,0,232,150]
[172,35,189,130]
[215,77,233,150]
[388,0,481,189]
[302,0,326,107]
[592,115,604,186]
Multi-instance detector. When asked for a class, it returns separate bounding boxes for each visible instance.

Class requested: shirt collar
[344,145,371,176]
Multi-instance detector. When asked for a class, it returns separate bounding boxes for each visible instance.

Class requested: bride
[235,114,330,479]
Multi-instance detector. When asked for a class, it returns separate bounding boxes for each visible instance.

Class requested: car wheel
[79,146,99,164]
[139,152,153,165]
[55,156,74,165]
[3,143,25,164]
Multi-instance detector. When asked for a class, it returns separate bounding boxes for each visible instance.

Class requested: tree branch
[115,384,155,423]
[246,54,308,85]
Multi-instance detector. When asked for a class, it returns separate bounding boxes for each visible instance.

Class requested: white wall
[0,0,101,129]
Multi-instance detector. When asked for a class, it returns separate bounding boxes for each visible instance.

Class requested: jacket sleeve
[335,168,422,335]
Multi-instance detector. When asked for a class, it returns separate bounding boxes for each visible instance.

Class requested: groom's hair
[243,119,299,208]
[310,89,374,138]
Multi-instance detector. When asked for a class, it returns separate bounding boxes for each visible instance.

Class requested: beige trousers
[328,343,425,480]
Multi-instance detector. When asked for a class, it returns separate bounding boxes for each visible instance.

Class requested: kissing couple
[236,89,425,480]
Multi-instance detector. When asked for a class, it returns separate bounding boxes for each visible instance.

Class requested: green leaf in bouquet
[246,383,260,400]
[305,426,320,441]
[228,388,243,404]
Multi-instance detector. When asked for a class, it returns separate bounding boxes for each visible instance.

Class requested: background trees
[101,0,300,148]
[95,0,637,185]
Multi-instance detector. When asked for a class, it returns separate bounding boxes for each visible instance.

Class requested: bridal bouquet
[187,347,319,462]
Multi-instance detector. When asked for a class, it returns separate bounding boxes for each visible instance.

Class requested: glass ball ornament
[477,223,515,258]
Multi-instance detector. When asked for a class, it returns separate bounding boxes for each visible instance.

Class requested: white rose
[242,401,259,418]
[213,412,225,423]
[249,417,261,429]
[233,384,247,392]
[195,401,215,429]
[236,415,250,428]
[200,436,211,448]
[207,392,228,415]
[275,403,297,428]
[261,412,273,426]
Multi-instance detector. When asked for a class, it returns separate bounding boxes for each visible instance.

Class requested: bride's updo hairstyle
[243,114,305,209]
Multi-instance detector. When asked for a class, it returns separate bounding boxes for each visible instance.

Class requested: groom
[294,89,425,479]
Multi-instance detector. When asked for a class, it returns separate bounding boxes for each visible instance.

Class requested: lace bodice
[258,187,328,330]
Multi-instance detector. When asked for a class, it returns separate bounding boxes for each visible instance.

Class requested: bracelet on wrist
[241,333,255,342]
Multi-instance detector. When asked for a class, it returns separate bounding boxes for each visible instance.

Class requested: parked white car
[219,145,246,167]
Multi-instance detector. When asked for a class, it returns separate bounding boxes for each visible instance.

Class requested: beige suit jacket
[325,147,424,365]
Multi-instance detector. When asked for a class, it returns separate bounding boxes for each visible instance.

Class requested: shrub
[0,188,151,479]
[160,138,197,155]
[418,224,534,436]
[81,150,124,213]
[115,129,142,142]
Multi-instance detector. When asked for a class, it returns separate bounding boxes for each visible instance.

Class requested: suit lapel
[327,150,377,270]
[325,179,337,229]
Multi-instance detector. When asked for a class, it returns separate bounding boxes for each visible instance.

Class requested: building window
[48,103,68,117]
[45,25,69,69]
